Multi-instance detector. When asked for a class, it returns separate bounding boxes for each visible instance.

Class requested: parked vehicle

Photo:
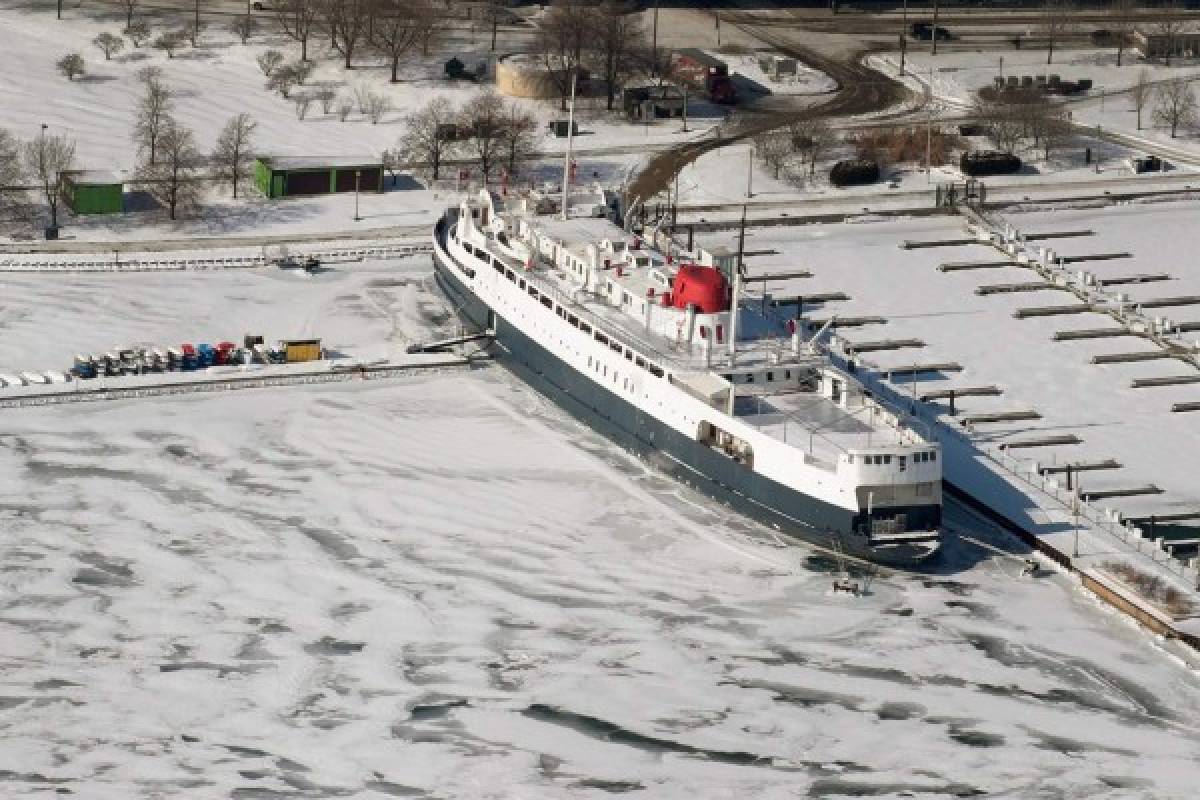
[830,159,881,187]
[72,354,98,379]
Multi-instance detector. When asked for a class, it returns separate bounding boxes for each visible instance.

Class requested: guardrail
[0,357,486,409]
[0,242,433,273]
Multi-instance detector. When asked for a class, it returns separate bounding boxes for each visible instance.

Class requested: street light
[354,169,361,221]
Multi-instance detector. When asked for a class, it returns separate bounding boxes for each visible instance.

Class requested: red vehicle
[670,48,738,105]
[215,341,239,365]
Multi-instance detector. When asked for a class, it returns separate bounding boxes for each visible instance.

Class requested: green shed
[62,170,124,215]
[254,156,384,198]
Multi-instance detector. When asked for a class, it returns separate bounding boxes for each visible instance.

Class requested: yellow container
[282,339,322,363]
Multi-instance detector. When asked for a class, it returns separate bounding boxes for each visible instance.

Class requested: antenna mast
[559,69,578,221]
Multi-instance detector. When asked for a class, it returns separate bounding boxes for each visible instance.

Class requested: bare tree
[974,92,1026,154]
[183,19,203,47]
[593,1,645,112]
[461,91,508,183]
[133,73,174,164]
[537,0,593,110]
[153,31,186,58]
[365,92,392,124]
[316,86,337,113]
[324,0,372,70]
[138,119,201,220]
[22,131,75,231]
[56,53,85,80]
[788,117,836,177]
[275,0,320,61]
[752,131,793,179]
[1154,0,1188,66]
[399,97,459,181]
[0,129,25,213]
[1131,69,1152,129]
[93,32,125,60]
[1153,75,1198,137]
[257,49,284,76]
[500,104,538,177]
[291,59,315,85]
[266,64,300,97]
[294,93,313,119]
[125,20,150,47]
[231,14,259,45]
[371,0,434,83]
[1039,0,1075,65]
[1108,0,1137,67]
[118,0,137,29]
[212,113,257,198]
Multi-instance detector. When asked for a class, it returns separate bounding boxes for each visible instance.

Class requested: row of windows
[495,258,666,381]
[853,451,936,466]
[720,370,794,385]
[914,451,937,463]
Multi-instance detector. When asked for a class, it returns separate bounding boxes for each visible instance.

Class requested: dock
[958,410,1042,425]
[938,260,1019,272]
[1131,374,1200,388]
[918,385,1002,401]
[1090,351,1177,364]
[1079,485,1163,501]
[1038,458,1122,474]
[975,282,1057,295]
[884,361,963,378]
[1053,327,1134,341]
[845,338,925,353]
[998,434,1084,449]
[1014,304,1092,318]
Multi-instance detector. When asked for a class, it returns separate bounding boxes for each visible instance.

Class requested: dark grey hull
[432,220,940,567]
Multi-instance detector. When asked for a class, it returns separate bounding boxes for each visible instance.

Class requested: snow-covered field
[697,199,1200,530]
[1,255,1200,798]
[0,3,727,242]
[895,48,1200,152]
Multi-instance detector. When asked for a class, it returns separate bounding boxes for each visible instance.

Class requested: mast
[559,69,578,221]
[725,206,746,416]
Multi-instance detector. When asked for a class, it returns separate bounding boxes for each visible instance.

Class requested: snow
[0,253,1199,797]
[696,199,1200,546]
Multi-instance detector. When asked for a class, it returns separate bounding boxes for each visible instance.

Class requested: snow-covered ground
[893,48,1200,153]
[696,198,1200,532]
[0,3,730,242]
[1,256,1199,798]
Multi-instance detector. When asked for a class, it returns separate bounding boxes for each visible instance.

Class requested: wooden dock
[938,260,1019,272]
[919,385,1002,401]
[976,282,1057,295]
[1014,304,1092,318]
[999,434,1083,449]
[745,269,811,281]
[900,237,979,249]
[1080,485,1163,501]
[1059,252,1132,264]
[846,338,925,353]
[1171,401,1200,413]
[1131,374,1200,388]
[1097,273,1171,286]
[804,316,886,329]
[1091,351,1177,364]
[885,362,963,378]
[1053,327,1133,341]
[1024,230,1095,241]
[1137,295,1200,309]
[959,410,1042,424]
[1038,458,1122,474]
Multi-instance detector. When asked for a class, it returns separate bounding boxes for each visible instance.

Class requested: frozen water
[1,267,1198,796]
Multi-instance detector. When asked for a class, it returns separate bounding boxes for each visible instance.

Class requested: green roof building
[62,170,124,215]
[254,156,384,198]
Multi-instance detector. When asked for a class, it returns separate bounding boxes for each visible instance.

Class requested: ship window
[648,365,664,378]
[568,314,579,327]
[623,292,632,306]
[505,269,516,282]
[542,296,553,309]
[580,322,591,334]
[635,356,645,368]
[883,455,892,464]
[610,341,622,354]
[746,374,754,384]
[766,371,774,382]
[595,332,609,346]
[529,284,538,298]
[847,454,854,464]
[519,278,526,289]
[625,350,633,361]
[930,452,937,462]
[494,260,503,273]
[785,370,792,379]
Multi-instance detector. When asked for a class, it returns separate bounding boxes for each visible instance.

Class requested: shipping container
[281,338,322,363]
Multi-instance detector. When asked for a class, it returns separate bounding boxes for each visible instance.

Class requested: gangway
[405,330,494,354]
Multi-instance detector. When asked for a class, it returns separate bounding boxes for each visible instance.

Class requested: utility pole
[746,146,754,198]
[651,0,660,78]
[931,0,940,56]
[899,0,908,74]
[354,169,361,221]
[925,67,934,183]
[560,69,578,220]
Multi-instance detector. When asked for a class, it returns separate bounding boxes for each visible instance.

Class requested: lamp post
[746,146,754,199]
[354,169,361,221]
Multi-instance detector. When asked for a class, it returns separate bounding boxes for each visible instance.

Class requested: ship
[431,188,942,566]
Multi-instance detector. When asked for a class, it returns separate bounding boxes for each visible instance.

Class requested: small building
[280,338,322,363]
[757,53,798,81]
[623,84,686,121]
[1133,28,1200,60]
[61,170,123,215]
[670,49,729,91]
[254,156,383,198]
